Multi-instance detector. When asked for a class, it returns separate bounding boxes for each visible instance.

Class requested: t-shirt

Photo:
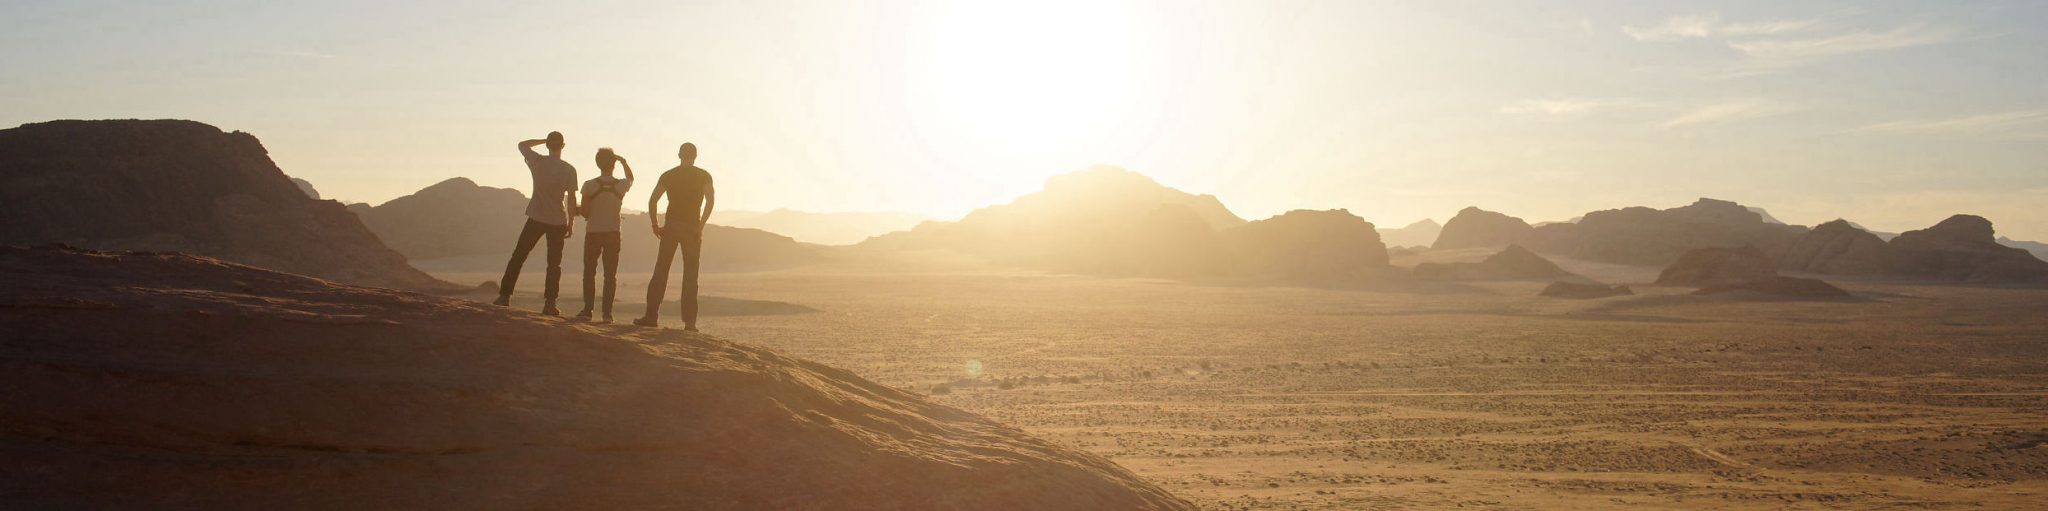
[579,175,633,233]
[521,146,579,226]
[654,165,714,234]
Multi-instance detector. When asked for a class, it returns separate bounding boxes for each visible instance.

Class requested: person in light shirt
[573,147,633,322]
[493,131,578,315]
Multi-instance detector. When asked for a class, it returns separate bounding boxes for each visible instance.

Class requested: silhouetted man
[634,142,714,331]
[494,131,578,315]
[574,148,633,322]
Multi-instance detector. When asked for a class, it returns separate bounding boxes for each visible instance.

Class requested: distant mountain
[1997,236,2048,262]
[0,119,451,291]
[1521,198,1808,267]
[352,178,821,274]
[862,167,1386,283]
[1432,207,1532,250]
[1377,218,1441,249]
[715,209,927,245]
[1412,245,1579,281]
[1746,206,1784,225]
[290,177,321,199]
[1779,215,2048,284]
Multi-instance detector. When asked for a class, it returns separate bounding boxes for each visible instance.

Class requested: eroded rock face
[0,119,449,291]
[1655,246,1778,287]
[1413,245,1577,281]
[1695,276,1850,298]
[0,246,1192,510]
[1777,220,1895,275]
[1524,198,1808,267]
[1887,215,2048,283]
[1226,209,1388,282]
[1432,207,1532,250]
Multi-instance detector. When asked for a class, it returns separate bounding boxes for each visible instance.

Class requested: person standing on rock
[574,148,633,323]
[494,131,578,315]
[634,142,714,331]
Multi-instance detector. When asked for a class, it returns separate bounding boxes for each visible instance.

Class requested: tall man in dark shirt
[633,142,715,331]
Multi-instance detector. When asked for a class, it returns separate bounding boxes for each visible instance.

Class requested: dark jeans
[499,218,567,302]
[643,230,703,325]
[580,231,621,315]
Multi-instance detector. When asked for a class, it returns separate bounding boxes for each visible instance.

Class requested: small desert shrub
[997,379,1016,390]
[930,383,952,395]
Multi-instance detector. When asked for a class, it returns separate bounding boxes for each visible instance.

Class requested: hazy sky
[5,0,2046,238]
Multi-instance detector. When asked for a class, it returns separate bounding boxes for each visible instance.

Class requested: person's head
[545,131,565,156]
[595,147,616,174]
[677,142,698,165]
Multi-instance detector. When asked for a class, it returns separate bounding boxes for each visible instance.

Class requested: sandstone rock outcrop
[1379,218,1442,249]
[1695,275,1850,298]
[1413,244,1577,281]
[1525,198,1808,267]
[0,119,450,291]
[1226,209,1388,282]
[1777,220,1895,275]
[1887,215,2048,283]
[1432,207,1532,250]
[0,246,1192,510]
[1655,246,1778,287]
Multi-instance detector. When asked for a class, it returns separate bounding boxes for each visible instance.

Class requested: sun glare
[920,1,1148,165]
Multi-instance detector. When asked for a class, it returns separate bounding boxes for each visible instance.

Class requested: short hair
[595,147,616,170]
[678,142,698,162]
[546,131,564,146]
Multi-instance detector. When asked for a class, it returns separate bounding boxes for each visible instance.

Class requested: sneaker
[491,295,510,307]
[541,302,561,316]
[632,317,659,328]
[601,314,614,324]
[572,310,592,322]
[683,324,700,332]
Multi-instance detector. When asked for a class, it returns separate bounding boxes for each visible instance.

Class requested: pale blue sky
[4,1,2045,238]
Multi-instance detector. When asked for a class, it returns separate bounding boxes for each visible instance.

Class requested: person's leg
[496,219,546,305]
[577,232,599,318]
[637,235,680,325]
[600,232,620,320]
[541,223,566,314]
[681,234,703,330]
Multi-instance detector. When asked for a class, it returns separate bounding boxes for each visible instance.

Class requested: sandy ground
[442,255,2048,509]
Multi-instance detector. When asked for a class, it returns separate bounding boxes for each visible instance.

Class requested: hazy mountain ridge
[0,119,450,291]
[716,208,927,245]
[351,177,821,274]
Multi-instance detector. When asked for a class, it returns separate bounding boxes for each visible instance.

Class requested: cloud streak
[1624,13,1817,42]
[1855,110,2048,134]
[1500,97,1649,116]
[1660,99,1796,129]
[1728,23,1954,60]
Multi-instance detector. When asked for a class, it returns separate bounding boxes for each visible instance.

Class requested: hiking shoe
[491,295,510,307]
[632,317,659,328]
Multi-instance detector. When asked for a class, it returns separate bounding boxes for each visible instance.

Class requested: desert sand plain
[460,249,2048,510]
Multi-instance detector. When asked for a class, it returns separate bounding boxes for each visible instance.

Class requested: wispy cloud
[1660,99,1797,129]
[1855,110,2048,134]
[1728,23,1954,60]
[1624,13,1817,42]
[1500,97,1649,116]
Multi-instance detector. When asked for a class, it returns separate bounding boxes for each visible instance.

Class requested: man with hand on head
[634,142,714,331]
[493,131,578,315]
[574,148,633,323]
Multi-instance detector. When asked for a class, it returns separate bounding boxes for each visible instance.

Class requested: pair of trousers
[499,218,567,301]
[643,231,703,325]
[580,231,621,315]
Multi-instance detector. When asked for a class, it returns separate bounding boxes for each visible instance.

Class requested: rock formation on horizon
[0,245,1191,510]
[1539,281,1633,299]
[351,177,822,273]
[1777,215,2048,284]
[0,119,450,291]
[1431,207,1532,250]
[1657,245,1848,298]
[290,177,321,199]
[714,208,928,246]
[1887,215,2048,283]
[860,167,1390,284]
[1378,218,1442,249]
[1523,198,1808,267]
[1413,244,1579,281]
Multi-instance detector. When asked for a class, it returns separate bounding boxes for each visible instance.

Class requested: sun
[919,1,1149,163]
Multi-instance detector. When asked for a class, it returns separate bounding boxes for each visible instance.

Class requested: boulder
[1432,207,1532,250]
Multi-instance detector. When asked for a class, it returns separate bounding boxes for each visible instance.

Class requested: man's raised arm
[517,139,546,166]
